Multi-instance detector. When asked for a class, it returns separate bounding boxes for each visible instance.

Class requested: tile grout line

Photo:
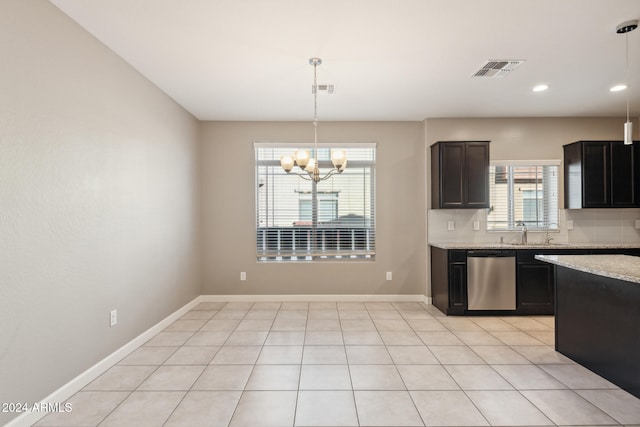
[341,302,362,427]
[290,302,309,427]
[93,338,183,426]
[157,305,225,426]
[156,303,224,427]
[382,304,427,427]
[431,317,493,427]
[223,301,262,427]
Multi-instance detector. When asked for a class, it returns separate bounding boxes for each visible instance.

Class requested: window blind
[255,142,376,261]
[487,162,559,231]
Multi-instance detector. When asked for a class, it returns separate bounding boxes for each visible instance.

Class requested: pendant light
[616,20,638,145]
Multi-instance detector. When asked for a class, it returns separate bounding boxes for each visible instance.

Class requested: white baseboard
[6,293,433,427]
[200,294,429,303]
[5,296,202,427]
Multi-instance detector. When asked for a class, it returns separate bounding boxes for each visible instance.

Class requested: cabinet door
[564,142,583,209]
[439,143,465,208]
[582,142,610,207]
[517,262,554,313]
[465,142,490,208]
[448,262,467,311]
[430,247,449,314]
[611,142,635,207]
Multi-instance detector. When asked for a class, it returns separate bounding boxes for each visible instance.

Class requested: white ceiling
[50,0,640,121]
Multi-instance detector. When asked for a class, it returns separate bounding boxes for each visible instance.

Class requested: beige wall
[0,2,201,423]
[201,121,426,296]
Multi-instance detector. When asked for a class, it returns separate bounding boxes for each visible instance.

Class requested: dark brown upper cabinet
[564,140,639,209]
[431,141,490,209]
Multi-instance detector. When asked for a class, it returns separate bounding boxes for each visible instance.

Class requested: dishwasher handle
[467,250,516,258]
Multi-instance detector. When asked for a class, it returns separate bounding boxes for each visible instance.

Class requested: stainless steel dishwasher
[467,250,516,310]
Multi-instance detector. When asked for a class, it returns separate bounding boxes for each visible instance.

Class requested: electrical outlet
[240,272,246,281]
[473,221,480,231]
[567,220,574,230]
[447,221,455,231]
[386,272,392,281]
[110,309,117,327]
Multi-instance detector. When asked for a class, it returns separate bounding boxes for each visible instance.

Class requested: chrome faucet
[516,221,527,244]
[545,222,559,244]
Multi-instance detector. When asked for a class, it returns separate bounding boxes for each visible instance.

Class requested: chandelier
[279,57,347,182]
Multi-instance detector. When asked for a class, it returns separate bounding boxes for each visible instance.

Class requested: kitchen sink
[499,242,568,248]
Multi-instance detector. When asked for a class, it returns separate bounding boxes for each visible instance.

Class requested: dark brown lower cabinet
[516,250,563,315]
[447,252,467,314]
[431,246,640,316]
[431,247,466,315]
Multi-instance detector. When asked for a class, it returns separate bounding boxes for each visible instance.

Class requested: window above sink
[487,160,560,232]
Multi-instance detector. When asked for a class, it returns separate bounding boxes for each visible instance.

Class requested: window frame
[487,159,560,232]
[254,142,376,262]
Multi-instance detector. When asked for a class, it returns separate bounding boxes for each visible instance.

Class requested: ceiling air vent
[312,84,335,94]
[472,60,525,78]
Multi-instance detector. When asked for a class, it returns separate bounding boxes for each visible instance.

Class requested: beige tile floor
[35,301,640,427]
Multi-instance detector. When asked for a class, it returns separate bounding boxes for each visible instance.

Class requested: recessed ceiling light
[610,84,627,92]
[533,84,549,92]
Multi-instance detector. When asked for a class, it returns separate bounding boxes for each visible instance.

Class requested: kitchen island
[536,254,640,398]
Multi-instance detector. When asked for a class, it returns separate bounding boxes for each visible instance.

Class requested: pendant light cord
[626,32,630,123]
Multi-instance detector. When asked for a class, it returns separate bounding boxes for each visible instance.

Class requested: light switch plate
[473,221,480,231]
[635,220,640,229]
[447,221,455,231]
[567,220,574,230]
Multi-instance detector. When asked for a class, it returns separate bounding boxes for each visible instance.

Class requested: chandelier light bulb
[306,157,316,172]
[280,155,294,172]
[295,150,310,169]
[331,149,346,168]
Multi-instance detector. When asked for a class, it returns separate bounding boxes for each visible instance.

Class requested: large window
[487,161,559,231]
[255,142,376,261]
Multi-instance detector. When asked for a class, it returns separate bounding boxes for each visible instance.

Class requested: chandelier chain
[313,59,318,124]
[313,59,319,160]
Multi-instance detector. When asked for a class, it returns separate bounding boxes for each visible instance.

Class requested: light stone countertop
[535,254,640,284]
[429,242,640,250]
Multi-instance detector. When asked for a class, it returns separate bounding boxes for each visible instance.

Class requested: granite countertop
[535,254,640,284]
[429,242,640,250]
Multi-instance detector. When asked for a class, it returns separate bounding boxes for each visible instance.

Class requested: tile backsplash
[564,208,640,243]
[428,208,640,244]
